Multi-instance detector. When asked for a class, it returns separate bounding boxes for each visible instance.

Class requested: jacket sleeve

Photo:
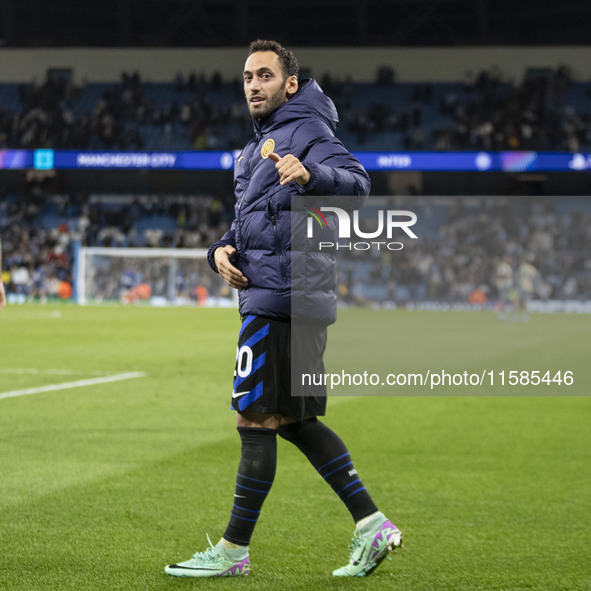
[291,120,370,211]
[207,221,236,273]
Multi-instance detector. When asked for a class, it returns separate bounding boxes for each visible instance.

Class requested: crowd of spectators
[0,70,251,152]
[0,175,234,302]
[0,64,590,152]
[1,63,590,305]
[2,175,590,305]
[326,65,591,151]
[430,66,590,152]
[339,195,591,305]
[0,179,73,302]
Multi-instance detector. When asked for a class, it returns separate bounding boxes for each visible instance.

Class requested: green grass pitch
[0,304,589,590]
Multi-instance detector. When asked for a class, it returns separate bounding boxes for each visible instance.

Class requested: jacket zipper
[235,144,254,262]
[270,203,287,283]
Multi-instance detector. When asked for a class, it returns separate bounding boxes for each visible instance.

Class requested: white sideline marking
[0,368,111,376]
[0,372,147,400]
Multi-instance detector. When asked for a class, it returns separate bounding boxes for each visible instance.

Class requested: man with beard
[165,40,402,579]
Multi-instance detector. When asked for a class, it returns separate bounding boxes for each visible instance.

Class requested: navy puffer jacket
[208,79,370,325]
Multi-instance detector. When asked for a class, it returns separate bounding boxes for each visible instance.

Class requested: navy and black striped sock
[223,427,276,546]
[278,418,378,522]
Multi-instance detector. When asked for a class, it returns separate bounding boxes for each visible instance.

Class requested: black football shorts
[231,315,327,420]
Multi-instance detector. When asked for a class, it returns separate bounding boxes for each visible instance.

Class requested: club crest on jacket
[260,138,275,159]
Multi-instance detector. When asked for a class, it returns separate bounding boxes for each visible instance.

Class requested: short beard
[249,80,289,119]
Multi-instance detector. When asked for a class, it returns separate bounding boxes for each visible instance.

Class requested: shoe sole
[165,568,250,578]
[165,564,250,578]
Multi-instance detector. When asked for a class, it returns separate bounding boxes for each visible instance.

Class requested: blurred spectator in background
[516,257,539,321]
[0,234,6,309]
[495,255,514,319]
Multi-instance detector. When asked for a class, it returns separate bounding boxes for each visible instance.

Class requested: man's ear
[285,76,299,99]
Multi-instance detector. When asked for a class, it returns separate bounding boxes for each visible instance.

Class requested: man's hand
[214,245,248,289]
[268,152,311,186]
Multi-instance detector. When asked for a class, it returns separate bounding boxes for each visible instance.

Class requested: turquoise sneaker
[332,518,402,577]
[165,536,250,578]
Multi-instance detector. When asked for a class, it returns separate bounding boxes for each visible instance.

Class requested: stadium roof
[1,0,590,48]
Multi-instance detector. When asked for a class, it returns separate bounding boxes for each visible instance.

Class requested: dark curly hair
[248,39,299,80]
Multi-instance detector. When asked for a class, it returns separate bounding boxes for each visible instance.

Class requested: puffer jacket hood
[208,78,370,324]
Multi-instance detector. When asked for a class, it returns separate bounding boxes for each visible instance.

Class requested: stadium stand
[1,66,589,152]
[2,181,590,304]
[1,65,590,305]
